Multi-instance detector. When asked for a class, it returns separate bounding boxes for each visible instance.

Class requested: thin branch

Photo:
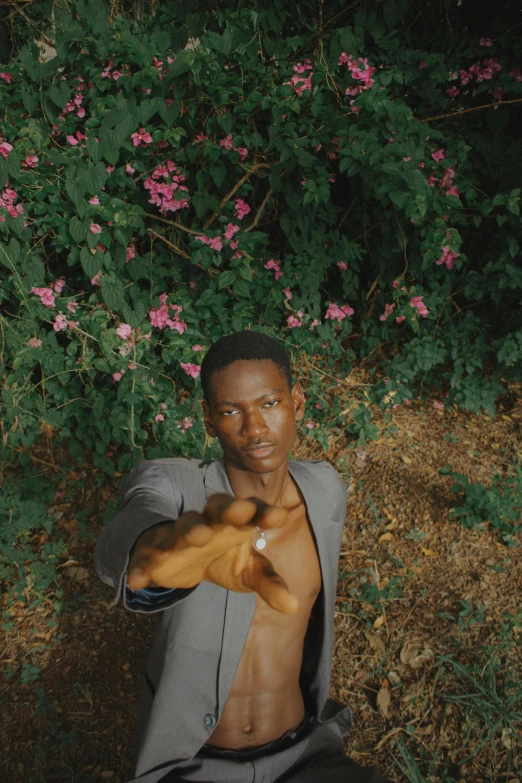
[203,162,271,230]
[145,214,201,235]
[148,230,191,260]
[244,188,273,232]
[395,213,408,278]
[8,3,55,47]
[419,97,522,123]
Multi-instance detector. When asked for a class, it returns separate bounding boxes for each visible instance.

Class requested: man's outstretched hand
[127,494,299,615]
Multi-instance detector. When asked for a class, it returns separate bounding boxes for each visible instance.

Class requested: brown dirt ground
[1,383,521,783]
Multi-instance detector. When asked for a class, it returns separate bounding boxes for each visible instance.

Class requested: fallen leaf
[63,566,90,581]
[400,642,434,670]
[373,614,386,629]
[385,520,399,531]
[421,547,437,557]
[122,663,130,671]
[377,684,391,718]
[378,532,394,543]
[364,631,386,655]
[400,455,411,465]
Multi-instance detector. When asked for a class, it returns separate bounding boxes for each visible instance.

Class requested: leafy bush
[0,0,521,475]
[440,463,522,545]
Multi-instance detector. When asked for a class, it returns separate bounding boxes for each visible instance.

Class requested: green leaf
[218,270,237,290]
[0,238,21,270]
[401,169,427,194]
[233,280,250,298]
[101,275,125,310]
[86,136,102,163]
[48,83,71,109]
[85,163,107,195]
[65,176,87,207]
[204,29,234,55]
[69,217,88,243]
[80,247,103,278]
[210,163,227,188]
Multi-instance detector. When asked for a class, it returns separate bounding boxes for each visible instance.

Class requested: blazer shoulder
[293,459,348,523]
[123,457,202,491]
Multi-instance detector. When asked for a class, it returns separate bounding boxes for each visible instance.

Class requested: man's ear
[201,399,217,438]
[291,382,305,422]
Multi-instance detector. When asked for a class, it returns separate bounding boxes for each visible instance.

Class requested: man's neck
[223,457,291,508]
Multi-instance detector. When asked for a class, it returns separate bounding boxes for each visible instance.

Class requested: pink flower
[88,196,100,205]
[154,413,165,422]
[53,313,68,332]
[31,287,56,308]
[410,296,429,317]
[67,134,79,146]
[392,279,399,289]
[220,134,234,150]
[264,259,282,281]
[460,69,471,85]
[337,262,348,270]
[28,337,42,348]
[234,199,251,220]
[90,224,102,234]
[395,315,406,323]
[304,420,315,429]
[126,244,136,261]
[67,301,78,314]
[196,234,223,252]
[112,371,125,382]
[380,303,396,321]
[490,86,504,101]
[510,68,522,82]
[53,278,66,294]
[479,38,492,47]
[310,319,320,328]
[436,245,459,270]
[106,165,115,175]
[324,302,354,321]
[287,310,304,328]
[283,287,293,300]
[180,362,201,379]
[131,127,153,147]
[91,275,101,286]
[193,132,208,143]
[0,142,13,159]
[125,163,135,174]
[192,344,204,352]
[0,72,13,84]
[116,323,133,340]
[419,60,426,69]
[23,154,38,168]
[447,87,460,97]
[178,417,192,431]
[431,149,445,162]
[224,223,240,240]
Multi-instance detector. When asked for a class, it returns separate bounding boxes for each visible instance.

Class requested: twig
[419,97,522,123]
[203,163,271,229]
[144,214,201,236]
[148,230,191,260]
[244,188,273,232]
[395,213,408,278]
[8,3,55,47]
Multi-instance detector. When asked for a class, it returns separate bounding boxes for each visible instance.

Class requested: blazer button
[204,714,216,728]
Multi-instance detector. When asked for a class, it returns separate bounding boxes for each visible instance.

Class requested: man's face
[202,359,305,472]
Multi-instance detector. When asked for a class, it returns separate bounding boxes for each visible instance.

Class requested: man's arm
[93,461,198,614]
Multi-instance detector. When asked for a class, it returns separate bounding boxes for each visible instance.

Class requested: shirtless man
[95,331,392,782]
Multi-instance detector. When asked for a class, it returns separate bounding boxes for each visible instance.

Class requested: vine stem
[419,97,522,123]
[203,162,271,229]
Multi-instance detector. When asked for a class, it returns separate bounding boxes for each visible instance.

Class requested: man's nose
[241,410,269,438]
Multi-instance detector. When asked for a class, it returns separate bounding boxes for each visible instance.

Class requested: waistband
[199,713,316,761]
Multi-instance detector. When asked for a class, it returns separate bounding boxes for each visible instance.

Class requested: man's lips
[244,444,277,458]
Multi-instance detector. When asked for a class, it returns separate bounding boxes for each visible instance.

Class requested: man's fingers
[127,565,152,591]
[204,494,257,527]
[247,555,299,615]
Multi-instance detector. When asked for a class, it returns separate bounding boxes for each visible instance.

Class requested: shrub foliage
[1,0,521,473]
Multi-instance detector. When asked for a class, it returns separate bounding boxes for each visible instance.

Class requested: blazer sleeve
[93,460,199,614]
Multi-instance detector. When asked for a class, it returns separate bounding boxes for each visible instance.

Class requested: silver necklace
[255,473,291,551]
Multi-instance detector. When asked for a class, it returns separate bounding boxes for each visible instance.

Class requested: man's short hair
[200,331,292,402]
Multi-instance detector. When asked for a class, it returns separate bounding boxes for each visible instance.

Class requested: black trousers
[161,714,393,782]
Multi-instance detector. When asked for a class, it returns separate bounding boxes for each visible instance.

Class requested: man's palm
[128,494,299,614]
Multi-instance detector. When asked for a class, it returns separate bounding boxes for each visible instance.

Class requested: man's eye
[222,410,238,416]
[264,400,279,407]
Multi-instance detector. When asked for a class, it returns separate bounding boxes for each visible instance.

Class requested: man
[94,331,392,783]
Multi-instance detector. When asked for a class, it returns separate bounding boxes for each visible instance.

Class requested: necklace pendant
[255,536,266,550]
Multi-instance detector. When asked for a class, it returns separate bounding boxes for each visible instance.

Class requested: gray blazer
[94,457,353,783]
